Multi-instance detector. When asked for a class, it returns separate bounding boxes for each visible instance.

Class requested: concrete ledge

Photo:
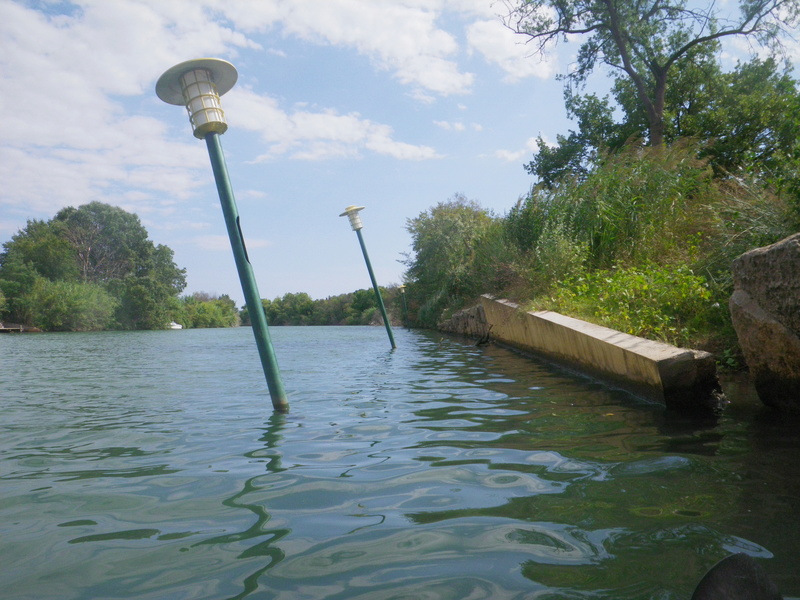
[442,296,723,411]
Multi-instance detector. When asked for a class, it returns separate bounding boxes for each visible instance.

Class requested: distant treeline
[240,289,406,327]
[173,288,406,329]
[0,200,408,332]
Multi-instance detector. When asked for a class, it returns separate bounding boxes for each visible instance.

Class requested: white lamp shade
[339,205,366,231]
[156,58,238,139]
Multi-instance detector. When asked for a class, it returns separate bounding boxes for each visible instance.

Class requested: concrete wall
[441,295,722,411]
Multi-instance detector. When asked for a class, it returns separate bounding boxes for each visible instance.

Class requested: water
[1,326,798,600]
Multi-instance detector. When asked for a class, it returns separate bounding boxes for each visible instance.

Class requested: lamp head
[339,205,366,231]
[156,58,238,139]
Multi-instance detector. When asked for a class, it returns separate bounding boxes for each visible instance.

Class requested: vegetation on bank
[240,288,405,327]
[402,142,798,366]
[401,48,799,366]
[0,199,406,331]
[0,202,187,331]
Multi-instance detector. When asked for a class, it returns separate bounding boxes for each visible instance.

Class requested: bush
[539,264,729,348]
[21,278,117,331]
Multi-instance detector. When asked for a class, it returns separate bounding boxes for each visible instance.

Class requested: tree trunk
[648,70,668,146]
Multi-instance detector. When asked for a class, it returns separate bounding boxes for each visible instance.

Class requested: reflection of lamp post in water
[156,58,288,412]
[340,206,396,349]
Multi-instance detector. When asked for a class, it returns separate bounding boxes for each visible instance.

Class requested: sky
[1,0,798,307]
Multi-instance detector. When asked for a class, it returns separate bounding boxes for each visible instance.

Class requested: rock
[438,304,491,342]
[691,553,782,600]
[730,233,800,412]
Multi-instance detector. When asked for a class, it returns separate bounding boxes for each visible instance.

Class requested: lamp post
[156,58,288,412]
[399,284,408,327]
[339,205,396,349]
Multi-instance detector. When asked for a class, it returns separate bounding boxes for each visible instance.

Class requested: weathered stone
[439,296,723,412]
[733,233,800,334]
[730,233,800,412]
[438,304,491,341]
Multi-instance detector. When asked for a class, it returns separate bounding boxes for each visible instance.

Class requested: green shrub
[539,264,728,350]
[21,279,117,331]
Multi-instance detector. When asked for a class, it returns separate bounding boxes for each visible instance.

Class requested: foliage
[264,292,315,326]
[175,293,239,328]
[53,202,152,283]
[403,141,795,363]
[402,194,511,327]
[502,0,800,146]
[529,53,800,198]
[539,264,727,350]
[238,288,404,327]
[17,277,118,332]
[0,202,186,331]
[513,142,717,273]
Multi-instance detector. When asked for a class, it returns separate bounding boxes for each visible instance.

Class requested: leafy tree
[109,242,187,329]
[0,219,79,282]
[503,0,799,146]
[528,51,800,197]
[238,289,404,327]
[403,195,499,326]
[54,202,152,283]
[693,58,800,187]
[177,292,239,328]
[0,202,186,330]
[19,278,117,331]
[526,90,620,187]
[265,292,315,326]
[311,293,351,325]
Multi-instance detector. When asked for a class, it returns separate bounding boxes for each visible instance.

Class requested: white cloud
[493,136,541,162]
[218,0,475,96]
[228,88,442,161]
[466,18,558,81]
[435,120,483,132]
[0,0,459,228]
[434,120,466,131]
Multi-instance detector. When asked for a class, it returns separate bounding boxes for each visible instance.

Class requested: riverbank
[439,295,724,412]
[0,322,42,333]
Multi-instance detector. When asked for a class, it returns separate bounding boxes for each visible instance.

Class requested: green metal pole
[205,132,289,412]
[355,228,396,349]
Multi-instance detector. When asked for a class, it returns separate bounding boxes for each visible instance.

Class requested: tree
[0,219,79,282]
[20,279,117,332]
[0,202,187,330]
[54,202,153,283]
[527,51,800,193]
[265,292,315,326]
[503,0,800,146]
[403,195,499,326]
[177,292,239,328]
[525,89,620,186]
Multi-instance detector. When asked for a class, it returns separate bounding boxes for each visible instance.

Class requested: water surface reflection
[1,327,797,599]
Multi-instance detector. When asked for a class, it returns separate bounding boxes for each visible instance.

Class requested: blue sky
[2,0,797,306]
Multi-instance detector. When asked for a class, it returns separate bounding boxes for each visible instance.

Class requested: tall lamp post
[156,58,289,412]
[340,205,396,349]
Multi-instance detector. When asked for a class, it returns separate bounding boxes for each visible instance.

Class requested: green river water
[1,326,798,599]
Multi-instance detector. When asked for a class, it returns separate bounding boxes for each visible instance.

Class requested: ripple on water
[1,328,798,599]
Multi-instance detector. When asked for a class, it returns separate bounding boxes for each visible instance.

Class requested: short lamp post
[340,205,396,349]
[156,58,288,412]
[399,284,408,327]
